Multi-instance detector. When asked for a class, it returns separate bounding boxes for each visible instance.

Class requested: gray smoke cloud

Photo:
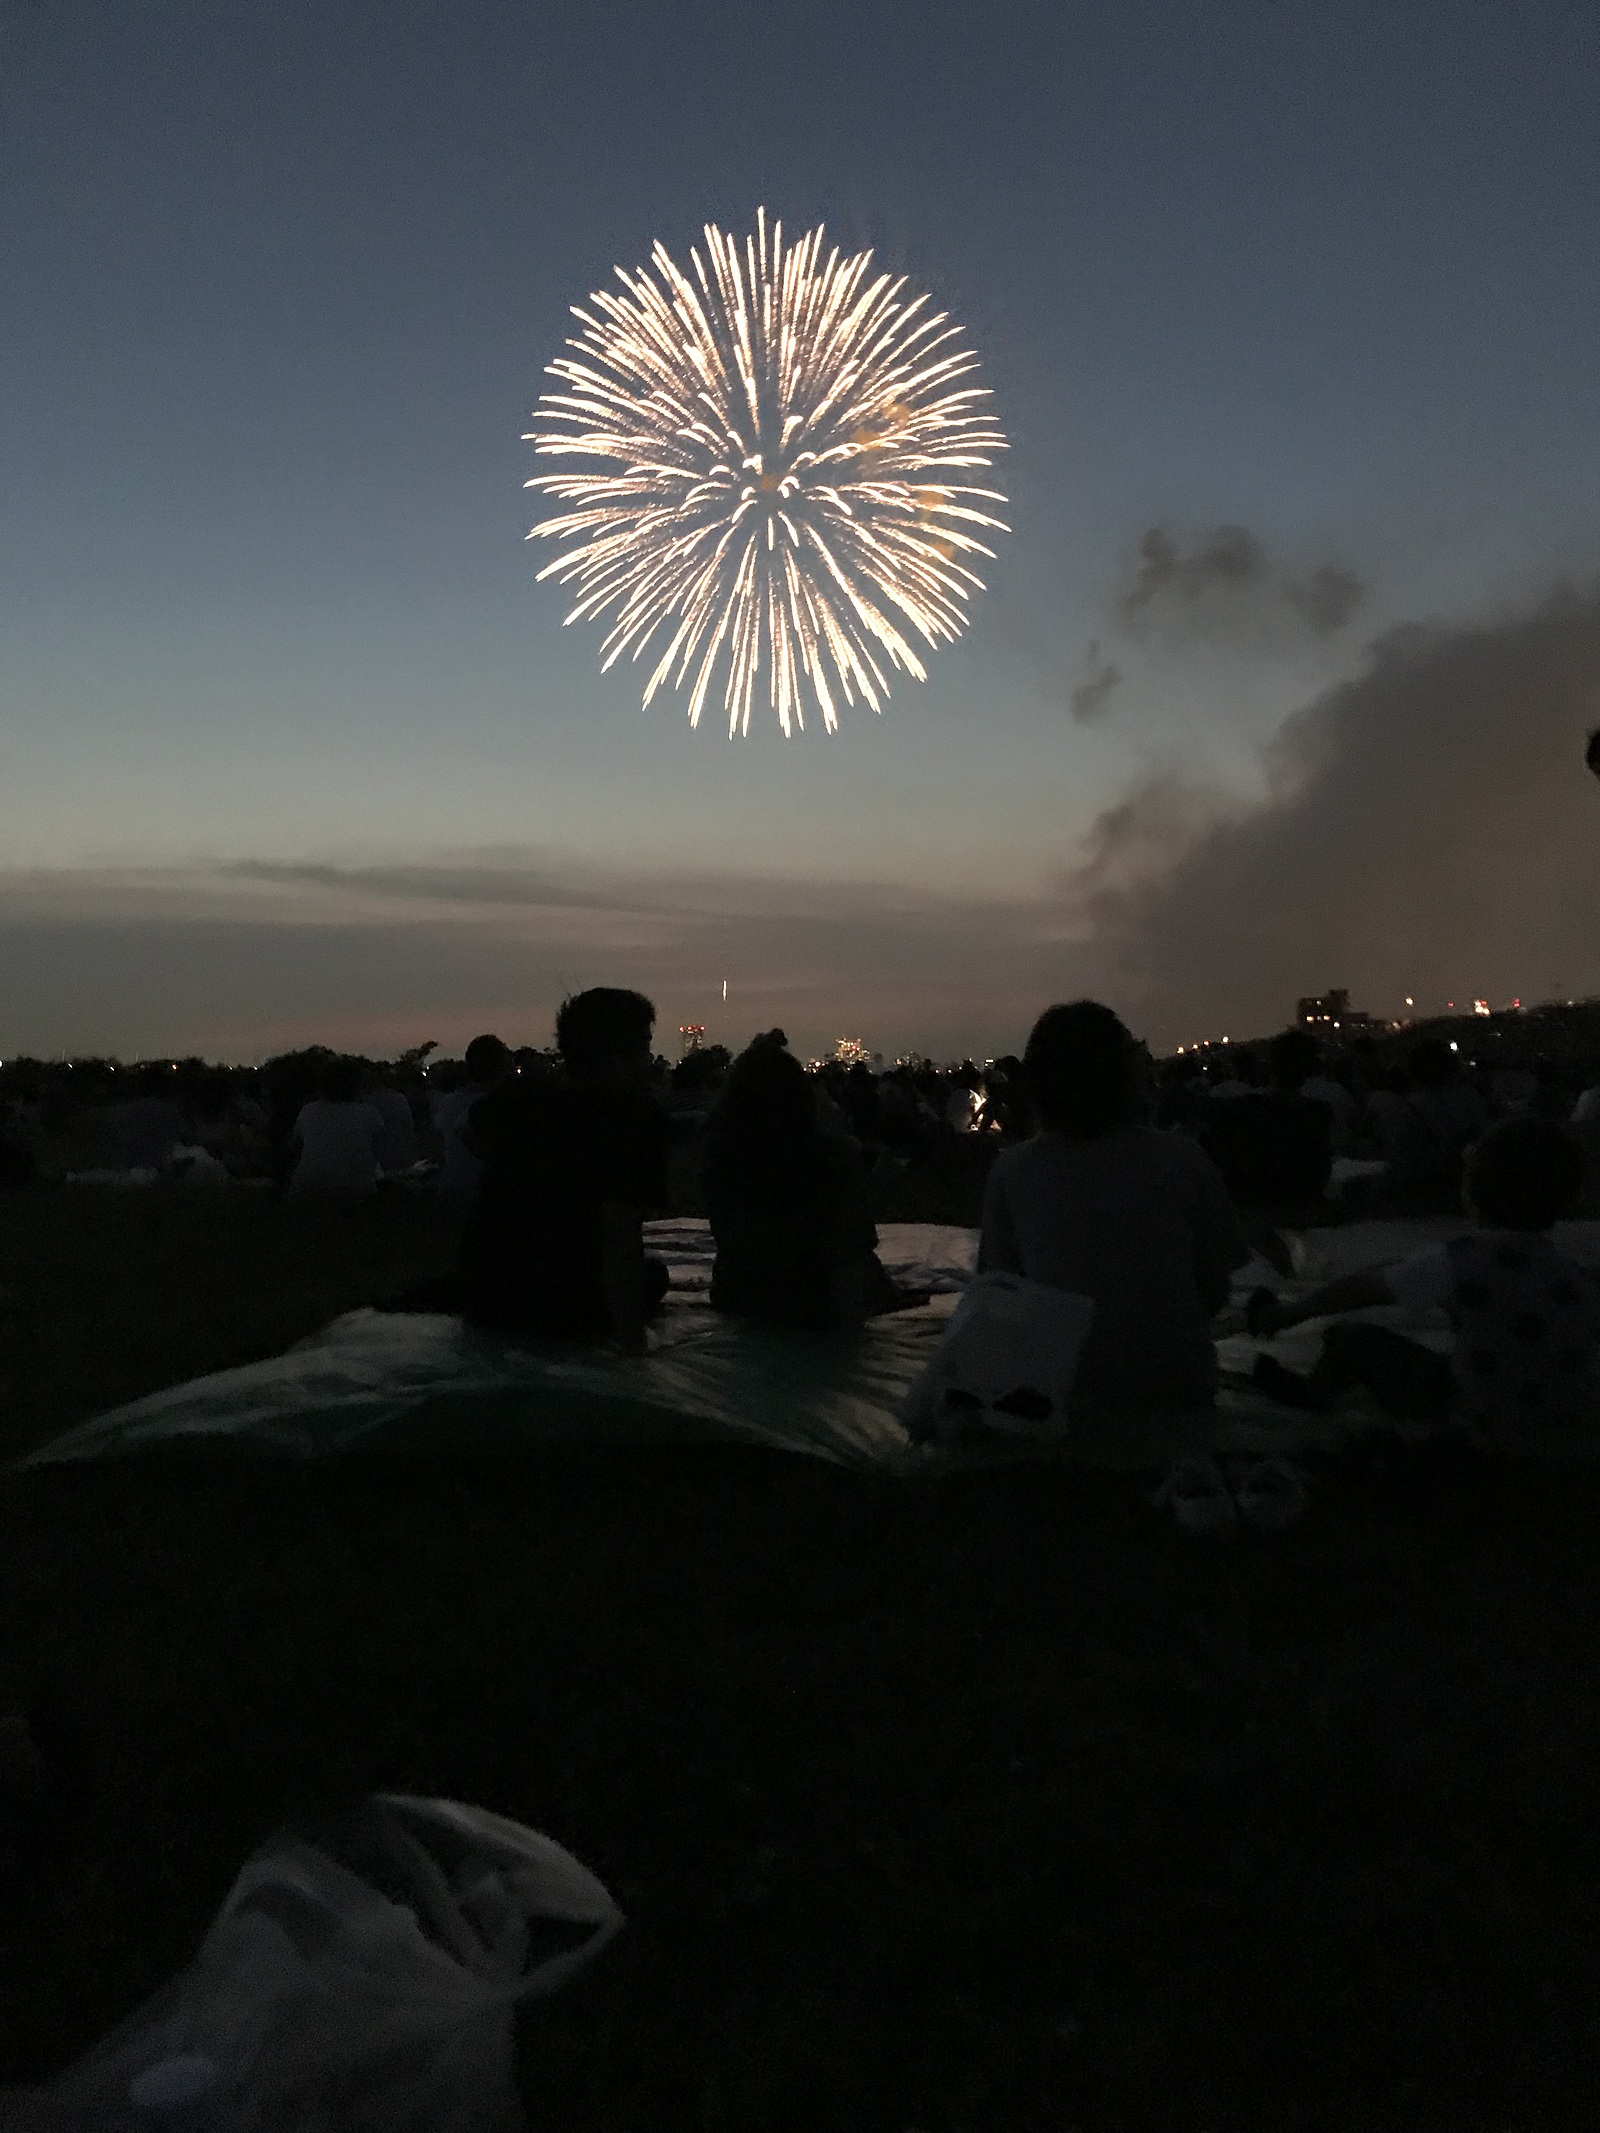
[1068,640,1124,722]
[1057,586,1600,1044]
[1116,523,1366,643]
[1283,561,1366,633]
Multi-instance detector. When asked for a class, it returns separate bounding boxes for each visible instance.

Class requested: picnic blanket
[19,1220,1600,1475]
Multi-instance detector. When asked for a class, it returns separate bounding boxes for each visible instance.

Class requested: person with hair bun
[978,1001,1249,1409]
[702,1032,895,1330]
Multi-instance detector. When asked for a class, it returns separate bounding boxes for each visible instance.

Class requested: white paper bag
[902,1272,1095,1444]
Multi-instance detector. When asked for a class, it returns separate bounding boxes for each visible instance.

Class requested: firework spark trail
[525,211,1009,736]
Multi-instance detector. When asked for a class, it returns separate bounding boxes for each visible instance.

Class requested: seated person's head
[713,1035,815,1144]
[1023,1001,1142,1139]
[555,988,656,1086]
[464,1033,513,1089]
[1464,1117,1586,1231]
[1269,1028,1320,1093]
[321,1055,362,1104]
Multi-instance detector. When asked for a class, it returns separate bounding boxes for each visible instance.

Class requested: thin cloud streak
[3,588,1598,1060]
[0,864,1057,1063]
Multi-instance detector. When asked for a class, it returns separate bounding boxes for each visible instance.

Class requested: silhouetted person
[434,1033,514,1216]
[702,1035,891,1330]
[0,1102,36,1188]
[1200,1028,1334,1221]
[838,1062,883,1145]
[118,1064,186,1172]
[363,1070,418,1175]
[1384,1036,1490,1205]
[1251,1118,1599,1448]
[980,1001,1249,1410]
[287,1055,386,1202]
[459,989,668,1353]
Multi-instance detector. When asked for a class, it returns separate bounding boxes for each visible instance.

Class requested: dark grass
[5,1179,1600,2128]
[0,1181,461,1465]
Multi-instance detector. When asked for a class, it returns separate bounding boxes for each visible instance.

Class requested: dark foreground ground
[4,1180,1600,2131]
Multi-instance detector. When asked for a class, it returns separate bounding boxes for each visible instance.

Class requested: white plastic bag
[0,1794,623,2133]
[902,1271,1095,1445]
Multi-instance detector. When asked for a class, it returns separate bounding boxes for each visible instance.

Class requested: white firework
[524,210,1009,737]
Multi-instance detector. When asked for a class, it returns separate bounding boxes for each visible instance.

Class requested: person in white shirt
[287,1056,387,1201]
[1381,1037,1490,1202]
[980,1001,1249,1410]
[364,1077,418,1175]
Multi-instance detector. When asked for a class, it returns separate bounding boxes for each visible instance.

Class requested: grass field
[4,1173,1600,2129]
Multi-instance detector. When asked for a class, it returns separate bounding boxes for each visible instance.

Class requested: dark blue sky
[4,1,1598,1058]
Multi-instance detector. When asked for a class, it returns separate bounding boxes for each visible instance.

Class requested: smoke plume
[1116,523,1366,644]
[1058,587,1600,1044]
[1068,641,1124,722]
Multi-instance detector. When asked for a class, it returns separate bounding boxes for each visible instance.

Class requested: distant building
[833,1037,869,1065]
[678,1024,706,1059]
[1297,989,1372,1035]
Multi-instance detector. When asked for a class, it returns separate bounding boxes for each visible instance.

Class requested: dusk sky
[5,1,1600,1062]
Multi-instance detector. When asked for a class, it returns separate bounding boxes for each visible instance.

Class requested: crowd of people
[4,992,1600,1453]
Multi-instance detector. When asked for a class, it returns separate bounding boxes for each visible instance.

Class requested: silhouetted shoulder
[1126,1122,1221,1171]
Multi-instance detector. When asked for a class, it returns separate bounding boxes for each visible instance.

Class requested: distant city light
[1449,1041,1459,1052]
[1473,999,1490,1016]
[1404,997,1414,1008]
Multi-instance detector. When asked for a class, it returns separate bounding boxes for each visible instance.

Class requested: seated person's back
[980,1001,1248,1408]
[288,1057,385,1199]
[460,990,666,1343]
[703,1034,880,1329]
[1199,1031,1333,1214]
[1386,1119,1600,1449]
[1201,1090,1331,1213]
[1385,1039,1489,1197]
[434,1034,514,1215]
[120,1092,184,1172]
[366,1080,418,1174]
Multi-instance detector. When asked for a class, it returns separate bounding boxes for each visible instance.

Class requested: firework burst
[524,211,1009,737]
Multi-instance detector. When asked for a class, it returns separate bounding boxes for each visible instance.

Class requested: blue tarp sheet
[21,1219,1600,1474]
